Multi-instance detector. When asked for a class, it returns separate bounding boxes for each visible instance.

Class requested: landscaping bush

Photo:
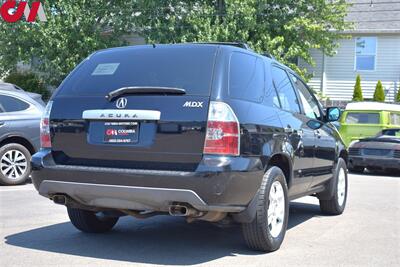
[373,80,385,102]
[396,88,400,103]
[352,75,363,101]
[4,71,50,100]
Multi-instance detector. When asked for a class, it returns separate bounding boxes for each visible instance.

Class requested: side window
[229,52,264,103]
[264,63,281,108]
[290,74,322,120]
[0,95,30,113]
[390,113,400,125]
[265,84,281,108]
[345,113,380,124]
[271,66,300,113]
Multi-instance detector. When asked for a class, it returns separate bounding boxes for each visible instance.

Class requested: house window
[355,37,377,71]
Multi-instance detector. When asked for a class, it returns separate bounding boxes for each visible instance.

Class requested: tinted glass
[266,85,281,108]
[229,53,264,103]
[290,74,321,119]
[272,66,300,113]
[58,46,217,96]
[390,113,400,125]
[381,129,400,136]
[0,95,30,113]
[345,113,380,124]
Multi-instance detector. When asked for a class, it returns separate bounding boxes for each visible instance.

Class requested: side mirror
[307,119,323,130]
[326,107,341,122]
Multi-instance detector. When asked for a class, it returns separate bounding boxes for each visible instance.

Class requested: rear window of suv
[57,45,217,97]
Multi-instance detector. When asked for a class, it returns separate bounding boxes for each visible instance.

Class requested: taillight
[203,101,240,156]
[40,101,53,149]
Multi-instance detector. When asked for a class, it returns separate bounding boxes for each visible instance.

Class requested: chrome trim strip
[82,109,161,121]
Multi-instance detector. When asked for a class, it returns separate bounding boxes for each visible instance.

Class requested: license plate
[104,122,139,144]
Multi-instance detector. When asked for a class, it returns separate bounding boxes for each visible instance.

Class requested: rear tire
[242,167,289,252]
[0,143,31,186]
[319,158,348,215]
[67,208,119,233]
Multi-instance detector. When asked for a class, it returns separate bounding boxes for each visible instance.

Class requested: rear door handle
[295,129,304,137]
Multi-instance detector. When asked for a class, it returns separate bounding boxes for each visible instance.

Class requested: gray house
[299,0,400,102]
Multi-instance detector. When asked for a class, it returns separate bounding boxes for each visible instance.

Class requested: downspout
[320,51,327,97]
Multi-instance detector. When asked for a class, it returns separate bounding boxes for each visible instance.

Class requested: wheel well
[339,149,348,165]
[267,154,292,188]
[0,136,36,155]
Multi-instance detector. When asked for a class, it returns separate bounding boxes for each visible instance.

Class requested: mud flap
[232,190,259,223]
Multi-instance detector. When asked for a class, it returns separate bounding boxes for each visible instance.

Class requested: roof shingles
[346,0,400,33]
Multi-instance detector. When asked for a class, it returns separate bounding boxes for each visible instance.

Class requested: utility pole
[217,0,225,17]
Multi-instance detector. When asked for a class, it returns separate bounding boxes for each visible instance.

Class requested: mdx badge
[183,101,203,108]
[116,97,128,109]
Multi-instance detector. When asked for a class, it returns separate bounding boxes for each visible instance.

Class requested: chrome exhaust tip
[169,205,189,217]
[52,195,67,206]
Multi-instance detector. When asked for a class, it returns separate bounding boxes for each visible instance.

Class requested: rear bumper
[349,156,400,170]
[31,150,264,213]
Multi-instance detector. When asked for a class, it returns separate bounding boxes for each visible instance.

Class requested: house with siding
[299,0,400,102]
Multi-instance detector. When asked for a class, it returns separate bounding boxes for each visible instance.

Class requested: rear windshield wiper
[106,86,186,101]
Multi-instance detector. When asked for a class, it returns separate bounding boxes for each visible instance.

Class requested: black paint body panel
[31,44,346,211]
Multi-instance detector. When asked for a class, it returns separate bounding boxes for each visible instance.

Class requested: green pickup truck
[339,102,400,147]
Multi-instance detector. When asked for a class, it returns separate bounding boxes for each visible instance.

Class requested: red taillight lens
[203,102,240,156]
[40,101,53,149]
[204,121,239,155]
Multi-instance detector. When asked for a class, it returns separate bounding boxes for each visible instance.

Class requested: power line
[347,9,400,12]
[350,19,400,22]
[349,1,400,6]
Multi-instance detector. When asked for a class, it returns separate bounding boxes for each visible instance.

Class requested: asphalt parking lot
[0,173,399,267]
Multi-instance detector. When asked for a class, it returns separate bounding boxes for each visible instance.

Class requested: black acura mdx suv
[32,43,348,252]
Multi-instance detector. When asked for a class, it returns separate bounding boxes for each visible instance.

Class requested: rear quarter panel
[0,115,41,151]
[211,47,286,167]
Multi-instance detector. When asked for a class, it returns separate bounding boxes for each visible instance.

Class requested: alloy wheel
[337,168,346,207]
[268,181,285,238]
[0,150,28,180]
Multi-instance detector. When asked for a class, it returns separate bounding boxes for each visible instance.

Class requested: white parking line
[0,184,35,192]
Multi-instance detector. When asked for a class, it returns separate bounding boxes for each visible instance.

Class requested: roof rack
[192,42,253,50]
[346,102,400,112]
[262,52,276,60]
[191,42,276,60]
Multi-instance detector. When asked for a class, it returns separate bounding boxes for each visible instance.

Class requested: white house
[299,0,400,102]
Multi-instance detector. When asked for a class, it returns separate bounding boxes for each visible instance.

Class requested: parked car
[31,43,348,252]
[339,102,400,147]
[348,128,400,173]
[0,82,46,106]
[0,83,44,185]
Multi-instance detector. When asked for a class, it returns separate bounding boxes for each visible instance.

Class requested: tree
[0,0,351,87]
[4,71,50,100]
[352,75,363,102]
[136,0,351,79]
[0,0,139,86]
[373,80,385,102]
[396,88,400,103]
